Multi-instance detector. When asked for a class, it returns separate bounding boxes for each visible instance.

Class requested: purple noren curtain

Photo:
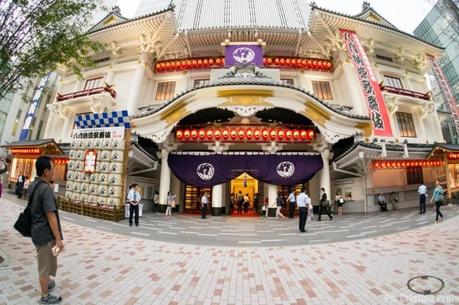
[168,153,323,187]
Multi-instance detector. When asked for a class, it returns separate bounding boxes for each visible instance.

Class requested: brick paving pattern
[0,195,458,305]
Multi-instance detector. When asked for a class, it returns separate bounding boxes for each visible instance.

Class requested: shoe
[135,224,139,227]
[435,221,438,224]
[129,223,132,227]
[48,280,55,291]
[40,293,62,304]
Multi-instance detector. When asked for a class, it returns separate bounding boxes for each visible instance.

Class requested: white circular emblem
[233,47,255,63]
[197,163,215,180]
[277,161,295,178]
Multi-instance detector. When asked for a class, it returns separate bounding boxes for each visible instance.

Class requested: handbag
[320,200,329,207]
[14,181,43,237]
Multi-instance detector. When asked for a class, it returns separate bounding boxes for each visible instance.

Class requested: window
[155,81,176,100]
[376,54,393,62]
[396,112,417,137]
[12,109,23,136]
[406,167,423,185]
[383,75,403,88]
[194,79,210,88]
[84,77,103,90]
[312,81,333,100]
[280,79,294,86]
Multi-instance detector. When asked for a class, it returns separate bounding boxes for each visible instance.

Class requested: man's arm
[46,212,64,251]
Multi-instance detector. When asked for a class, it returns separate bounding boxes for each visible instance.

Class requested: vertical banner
[19,75,49,140]
[340,29,393,137]
[427,54,459,135]
[225,44,264,67]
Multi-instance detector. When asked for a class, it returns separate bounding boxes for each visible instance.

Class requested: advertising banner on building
[168,152,323,187]
[427,54,459,135]
[225,44,264,67]
[340,29,393,137]
[19,75,49,140]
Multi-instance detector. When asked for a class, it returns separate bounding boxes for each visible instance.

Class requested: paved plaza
[1,194,458,305]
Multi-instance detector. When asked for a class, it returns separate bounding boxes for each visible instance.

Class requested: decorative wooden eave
[427,143,459,160]
[88,6,129,33]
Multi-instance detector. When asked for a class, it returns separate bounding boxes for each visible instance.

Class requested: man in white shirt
[296,186,310,232]
[127,184,141,226]
[418,183,427,214]
[201,192,209,219]
[287,188,296,218]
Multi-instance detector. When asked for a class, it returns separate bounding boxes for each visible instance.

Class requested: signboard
[72,127,125,140]
[225,44,264,67]
[19,75,49,140]
[427,54,459,135]
[340,29,393,137]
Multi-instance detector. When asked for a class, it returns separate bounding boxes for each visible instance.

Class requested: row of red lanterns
[263,57,333,70]
[448,153,459,160]
[54,158,69,165]
[155,57,333,72]
[11,148,41,155]
[176,127,315,142]
[373,160,444,169]
[156,57,225,72]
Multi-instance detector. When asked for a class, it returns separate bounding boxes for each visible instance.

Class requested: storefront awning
[427,143,459,160]
[1,139,64,155]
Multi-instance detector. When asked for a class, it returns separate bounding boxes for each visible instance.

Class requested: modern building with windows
[414,0,459,144]
[18,1,459,217]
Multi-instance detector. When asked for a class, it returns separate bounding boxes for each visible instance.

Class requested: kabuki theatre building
[17,1,459,218]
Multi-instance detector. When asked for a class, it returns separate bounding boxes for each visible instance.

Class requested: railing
[56,84,116,102]
[380,83,431,101]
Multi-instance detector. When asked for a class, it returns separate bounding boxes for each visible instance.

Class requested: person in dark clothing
[287,188,296,218]
[318,187,333,221]
[16,172,25,198]
[30,156,64,304]
[237,191,243,214]
[243,193,250,213]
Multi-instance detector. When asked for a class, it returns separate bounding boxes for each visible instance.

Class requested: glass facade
[414,0,459,143]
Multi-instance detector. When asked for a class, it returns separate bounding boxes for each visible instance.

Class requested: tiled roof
[133,81,370,121]
[310,4,444,50]
[334,141,435,162]
[131,142,158,162]
[1,139,56,148]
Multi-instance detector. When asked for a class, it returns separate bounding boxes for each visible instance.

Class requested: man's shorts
[35,240,57,277]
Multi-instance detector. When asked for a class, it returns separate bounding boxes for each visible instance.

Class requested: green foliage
[0,0,105,101]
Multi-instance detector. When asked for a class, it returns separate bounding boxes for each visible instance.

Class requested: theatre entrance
[230,173,260,216]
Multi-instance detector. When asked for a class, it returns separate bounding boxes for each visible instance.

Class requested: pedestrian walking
[335,191,344,216]
[127,184,141,226]
[237,191,243,214]
[418,183,427,214]
[201,192,209,219]
[243,193,250,213]
[318,188,333,221]
[153,191,159,214]
[378,193,387,212]
[22,176,30,199]
[166,192,174,216]
[296,186,310,232]
[287,188,296,218]
[431,179,444,223]
[16,172,25,198]
[275,192,286,219]
[30,156,64,304]
[262,197,269,217]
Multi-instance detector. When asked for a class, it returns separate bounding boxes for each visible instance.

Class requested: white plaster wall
[112,69,135,110]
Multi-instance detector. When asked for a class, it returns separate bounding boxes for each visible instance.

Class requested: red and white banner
[427,54,459,134]
[340,29,393,137]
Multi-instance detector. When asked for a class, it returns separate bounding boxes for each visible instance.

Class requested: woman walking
[335,191,344,216]
[318,187,333,221]
[275,192,286,219]
[166,191,174,216]
[431,179,444,223]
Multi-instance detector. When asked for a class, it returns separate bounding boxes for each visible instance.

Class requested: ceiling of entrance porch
[131,84,372,144]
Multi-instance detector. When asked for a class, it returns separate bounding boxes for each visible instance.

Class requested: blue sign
[19,75,49,140]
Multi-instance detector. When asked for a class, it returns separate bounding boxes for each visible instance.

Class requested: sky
[115,0,437,34]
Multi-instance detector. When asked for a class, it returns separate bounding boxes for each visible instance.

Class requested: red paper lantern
[206,129,213,139]
[165,62,171,69]
[312,60,318,69]
[293,129,300,140]
[280,58,286,65]
[191,59,197,67]
[263,58,267,64]
[222,128,229,139]
[186,60,192,67]
[254,129,261,139]
[170,61,176,68]
[181,60,186,67]
[191,129,198,139]
[285,129,293,139]
[274,58,280,65]
[216,58,221,65]
[308,130,315,140]
[230,128,238,139]
[221,58,225,65]
[374,162,380,169]
[300,130,308,140]
[214,129,221,139]
[270,129,277,140]
[267,58,273,65]
[277,129,285,139]
[197,59,203,66]
[286,58,291,65]
[327,62,332,69]
[209,58,214,65]
[198,129,206,139]
[262,129,270,139]
[176,129,184,139]
[307,60,313,68]
[302,59,308,67]
[184,129,191,139]
[246,128,254,139]
[292,59,297,66]
[238,128,245,139]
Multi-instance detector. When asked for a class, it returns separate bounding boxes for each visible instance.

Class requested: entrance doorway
[230,173,259,216]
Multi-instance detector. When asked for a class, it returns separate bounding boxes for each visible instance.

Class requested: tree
[0,0,104,101]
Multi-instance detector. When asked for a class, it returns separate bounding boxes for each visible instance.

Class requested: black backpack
[14,181,44,237]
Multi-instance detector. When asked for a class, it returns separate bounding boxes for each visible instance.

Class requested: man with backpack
[29,156,64,304]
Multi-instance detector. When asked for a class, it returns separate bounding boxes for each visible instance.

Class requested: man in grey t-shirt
[30,156,64,304]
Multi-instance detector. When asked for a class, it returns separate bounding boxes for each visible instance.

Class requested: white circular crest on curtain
[276,161,295,178]
[197,163,215,180]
